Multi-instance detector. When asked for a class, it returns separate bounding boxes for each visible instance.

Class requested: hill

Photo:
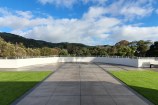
[0,32,155,57]
[0,32,89,48]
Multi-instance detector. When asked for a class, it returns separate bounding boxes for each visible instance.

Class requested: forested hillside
[0,32,88,48]
[0,32,158,58]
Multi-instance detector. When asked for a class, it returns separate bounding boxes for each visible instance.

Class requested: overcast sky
[0,0,158,45]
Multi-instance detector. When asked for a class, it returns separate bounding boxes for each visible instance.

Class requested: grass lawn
[110,71,158,105]
[0,71,52,105]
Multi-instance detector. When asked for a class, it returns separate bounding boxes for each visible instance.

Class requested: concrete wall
[0,57,157,68]
[0,59,18,68]
[138,58,158,67]
[0,57,137,68]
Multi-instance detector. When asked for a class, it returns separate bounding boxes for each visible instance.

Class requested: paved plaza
[12,63,152,105]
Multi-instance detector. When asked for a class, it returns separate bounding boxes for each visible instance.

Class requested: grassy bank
[0,71,52,105]
[110,71,158,105]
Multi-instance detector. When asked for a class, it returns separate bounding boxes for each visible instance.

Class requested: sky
[0,0,158,45]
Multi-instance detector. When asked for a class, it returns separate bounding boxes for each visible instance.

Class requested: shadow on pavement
[4,81,153,105]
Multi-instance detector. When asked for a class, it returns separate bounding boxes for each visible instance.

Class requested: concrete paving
[0,63,62,71]
[13,63,152,105]
[97,63,147,71]
[98,63,158,72]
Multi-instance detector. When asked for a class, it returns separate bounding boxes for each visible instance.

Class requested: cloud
[0,7,120,45]
[82,0,107,5]
[120,6,153,20]
[38,0,77,8]
[38,0,154,20]
[0,1,157,45]
[16,11,33,19]
[0,8,52,30]
[83,7,105,20]
[38,0,107,7]
[111,25,158,41]
[156,9,158,14]
[24,8,120,45]
[103,0,154,20]
[0,7,12,16]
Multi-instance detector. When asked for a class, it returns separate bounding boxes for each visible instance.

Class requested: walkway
[13,63,152,105]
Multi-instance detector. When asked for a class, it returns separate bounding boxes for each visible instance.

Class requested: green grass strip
[0,71,52,105]
[110,71,158,105]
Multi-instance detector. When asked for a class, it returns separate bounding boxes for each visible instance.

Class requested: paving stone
[112,95,149,105]
[15,96,49,105]
[47,96,80,105]
[14,63,151,105]
[53,85,80,95]
[81,85,108,96]
[27,88,54,97]
[106,86,135,96]
[81,96,116,105]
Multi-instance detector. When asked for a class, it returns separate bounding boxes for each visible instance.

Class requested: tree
[98,48,108,56]
[59,49,69,56]
[81,47,91,56]
[2,43,16,58]
[115,40,129,46]
[146,41,158,57]
[0,37,5,57]
[26,48,34,57]
[76,48,83,56]
[40,47,52,56]
[107,46,117,56]
[135,40,152,57]
[67,45,77,55]
[0,35,157,58]
[89,47,99,56]
[14,43,26,58]
[15,46,26,58]
[117,46,133,56]
[128,41,137,56]
[51,48,60,55]
[32,49,41,56]
[114,40,136,56]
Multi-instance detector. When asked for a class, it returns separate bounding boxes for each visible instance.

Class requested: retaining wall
[0,57,157,68]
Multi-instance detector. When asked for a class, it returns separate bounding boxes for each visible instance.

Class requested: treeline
[0,37,60,58]
[0,32,158,58]
[0,32,87,48]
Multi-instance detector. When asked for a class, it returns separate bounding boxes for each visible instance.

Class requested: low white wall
[0,59,18,68]
[0,57,158,68]
[54,57,139,67]
[0,57,139,68]
[17,57,59,68]
[138,58,158,67]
